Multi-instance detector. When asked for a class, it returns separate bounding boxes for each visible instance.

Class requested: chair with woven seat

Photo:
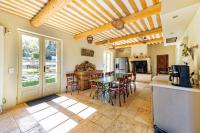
[66,73,79,95]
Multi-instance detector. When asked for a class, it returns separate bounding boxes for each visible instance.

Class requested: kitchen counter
[150,80,200,92]
[150,79,200,133]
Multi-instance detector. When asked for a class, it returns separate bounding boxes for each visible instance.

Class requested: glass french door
[104,51,113,72]
[18,33,61,103]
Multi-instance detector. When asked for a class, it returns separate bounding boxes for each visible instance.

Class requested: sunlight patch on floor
[31,107,58,121]
[78,107,97,119]
[26,103,49,114]
[39,112,69,131]
[52,96,69,103]
[48,119,78,133]
[26,96,98,133]
[67,103,88,114]
[59,99,78,108]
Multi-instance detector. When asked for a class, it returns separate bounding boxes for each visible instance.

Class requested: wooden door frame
[157,54,169,74]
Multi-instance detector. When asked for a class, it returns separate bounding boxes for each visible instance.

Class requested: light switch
[8,67,15,74]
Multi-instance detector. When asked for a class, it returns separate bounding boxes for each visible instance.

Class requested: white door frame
[42,38,61,96]
[17,30,62,103]
[17,32,43,103]
[0,26,5,110]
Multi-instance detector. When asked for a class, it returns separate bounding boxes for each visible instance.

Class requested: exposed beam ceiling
[74,3,161,40]
[30,0,71,27]
[115,37,163,49]
[96,27,162,45]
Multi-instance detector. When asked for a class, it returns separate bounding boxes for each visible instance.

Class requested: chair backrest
[90,81,98,89]
[105,71,114,76]
[105,72,110,76]
[66,73,75,83]
[117,77,125,87]
[110,71,115,75]
[91,74,97,79]
[97,73,103,78]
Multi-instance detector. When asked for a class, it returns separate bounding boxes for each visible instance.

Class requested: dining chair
[97,73,104,78]
[124,73,137,94]
[91,74,97,79]
[66,73,79,95]
[108,77,126,107]
[90,81,98,99]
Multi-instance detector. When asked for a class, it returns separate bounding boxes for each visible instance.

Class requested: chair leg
[77,85,79,94]
[109,91,114,106]
[90,88,93,97]
[134,83,136,92]
[130,83,132,94]
[126,86,129,97]
[70,87,72,95]
[119,93,121,107]
[123,92,126,103]
[66,86,68,93]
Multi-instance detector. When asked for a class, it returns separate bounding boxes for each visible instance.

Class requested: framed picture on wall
[81,48,94,57]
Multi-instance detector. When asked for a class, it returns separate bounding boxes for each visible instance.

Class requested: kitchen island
[150,80,200,133]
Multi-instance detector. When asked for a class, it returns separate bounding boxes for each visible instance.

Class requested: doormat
[26,94,60,106]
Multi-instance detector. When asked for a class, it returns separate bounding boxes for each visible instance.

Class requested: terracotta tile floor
[0,82,154,133]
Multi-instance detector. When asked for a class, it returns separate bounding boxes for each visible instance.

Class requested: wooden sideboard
[75,70,103,90]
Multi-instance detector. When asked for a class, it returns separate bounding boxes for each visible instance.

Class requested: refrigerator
[115,57,129,73]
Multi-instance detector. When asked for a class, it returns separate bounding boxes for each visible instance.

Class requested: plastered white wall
[0,11,105,109]
[176,7,200,73]
[0,26,4,109]
[148,44,176,75]
[131,44,148,56]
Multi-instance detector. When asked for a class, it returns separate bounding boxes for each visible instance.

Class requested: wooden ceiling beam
[30,0,72,27]
[74,3,161,40]
[115,37,163,49]
[96,27,162,45]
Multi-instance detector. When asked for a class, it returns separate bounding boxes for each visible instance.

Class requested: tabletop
[89,73,129,84]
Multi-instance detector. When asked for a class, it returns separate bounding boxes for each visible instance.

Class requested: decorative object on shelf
[75,61,96,72]
[181,43,198,65]
[112,19,124,30]
[81,48,94,57]
[87,35,93,44]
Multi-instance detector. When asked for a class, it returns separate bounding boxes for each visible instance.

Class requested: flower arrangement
[75,61,96,72]
[181,43,193,65]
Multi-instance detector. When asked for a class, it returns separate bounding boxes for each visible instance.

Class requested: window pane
[22,35,40,88]
[45,40,57,84]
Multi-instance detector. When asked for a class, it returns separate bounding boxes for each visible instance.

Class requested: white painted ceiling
[161,0,200,45]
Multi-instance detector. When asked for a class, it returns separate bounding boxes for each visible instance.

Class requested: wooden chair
[90,81,98,98]
[108,77,126,106]
[97,73,103,78]
[90,74,97,79]
[125,73,136,94]
[66,73,79,95]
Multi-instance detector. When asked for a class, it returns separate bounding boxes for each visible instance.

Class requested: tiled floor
[0,82,153,133]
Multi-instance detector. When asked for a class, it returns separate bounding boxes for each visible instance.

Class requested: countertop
[150,80,200,93]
